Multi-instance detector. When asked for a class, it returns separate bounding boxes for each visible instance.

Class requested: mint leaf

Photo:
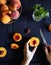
[45,11,49,17]
[32,4,49,21]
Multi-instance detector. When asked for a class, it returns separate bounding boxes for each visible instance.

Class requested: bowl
[0,0,22,24]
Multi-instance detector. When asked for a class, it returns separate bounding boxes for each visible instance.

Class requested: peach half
[13,33,22,42]
[11,43,19,49]
[29,37,40,47]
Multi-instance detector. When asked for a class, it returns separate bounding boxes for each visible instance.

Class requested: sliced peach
[11,43,19,49]
[0,47,7,58]
[29,37,40,47]
[13,33,22,42]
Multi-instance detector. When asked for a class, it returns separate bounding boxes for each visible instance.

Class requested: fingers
[26,40,30,49]
[45,44,51,52]
[44,43,48,46]
[44,47,49,57]
[24,40,30,52]
[25,40,38,54]
[48,45,51,51]
[32,46,38,55]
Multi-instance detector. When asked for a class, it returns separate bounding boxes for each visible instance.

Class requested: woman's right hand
[44,44,51,65]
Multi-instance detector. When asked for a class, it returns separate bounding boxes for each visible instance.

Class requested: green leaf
[32,4,49,21]
[34,10,41,16]
[41,12,46,18]
[32,4,41,11]
[45,11,49,17]
[35,4,41,9]
[40,7,45,13]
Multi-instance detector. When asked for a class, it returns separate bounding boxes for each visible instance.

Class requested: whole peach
[9,5,17,11]
[2,10,12,16]
[10,0,21,10]
[0,0,7,5]
[1,15,11,24]
[1,5,9,12]
[11,10,20,19]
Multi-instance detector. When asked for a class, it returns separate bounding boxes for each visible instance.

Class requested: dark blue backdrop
[0,0,51,65]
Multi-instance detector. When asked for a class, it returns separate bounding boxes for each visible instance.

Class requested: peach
[0,0,7,5]
[9,5,17,11]
[29,37,40,47]
[48,24,51,32]
[0,47,7,58]
[11,43,19,49]
[1,5,9,12]
[10,0,21,10]
[2,10,12,16]
[1,15,11,24]
[13,33,22,42]
[11,10,20,19]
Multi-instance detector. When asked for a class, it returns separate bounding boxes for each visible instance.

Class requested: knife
[40,29,47,44]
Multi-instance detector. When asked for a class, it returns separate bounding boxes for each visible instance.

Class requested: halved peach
[11,43,19,49]
[0,47,7,58]
[13,33,22,42]
[29,37,40,47]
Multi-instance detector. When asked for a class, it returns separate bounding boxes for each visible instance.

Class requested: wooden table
[0,0,51,65]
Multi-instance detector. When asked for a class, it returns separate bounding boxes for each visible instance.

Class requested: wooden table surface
[0,0,51,65]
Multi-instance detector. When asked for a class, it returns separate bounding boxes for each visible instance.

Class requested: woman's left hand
[21,40,38,65]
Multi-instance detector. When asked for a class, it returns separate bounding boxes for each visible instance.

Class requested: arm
[44,44,51,65]
[21,40,37,65]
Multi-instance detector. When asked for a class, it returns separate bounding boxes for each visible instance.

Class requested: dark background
[0,0,51,65]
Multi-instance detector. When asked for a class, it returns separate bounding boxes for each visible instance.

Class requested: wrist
[21,58,30,65]
[49,61,51,65]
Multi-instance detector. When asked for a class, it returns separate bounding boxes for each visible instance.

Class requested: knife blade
[40,29,47,44]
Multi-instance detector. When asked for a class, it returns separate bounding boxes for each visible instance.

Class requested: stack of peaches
[0,0,21,24]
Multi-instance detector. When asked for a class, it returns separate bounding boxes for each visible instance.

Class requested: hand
[44,44,51,65]
[21,40,38,65]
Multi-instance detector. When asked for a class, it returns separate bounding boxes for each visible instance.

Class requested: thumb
[44,47,49,57]
[32,47,37,55]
